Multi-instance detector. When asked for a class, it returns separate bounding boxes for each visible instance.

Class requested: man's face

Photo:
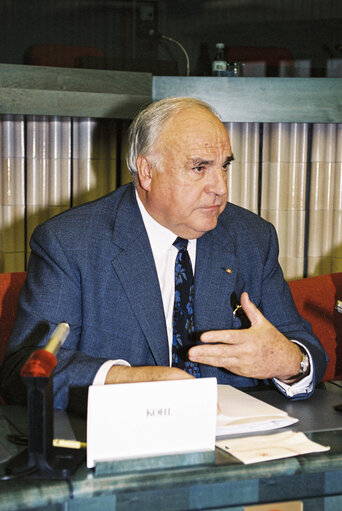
[137,106,232,239]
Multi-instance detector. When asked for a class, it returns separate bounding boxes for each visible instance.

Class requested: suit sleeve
[0,223,108,414]
[256,222,328,396]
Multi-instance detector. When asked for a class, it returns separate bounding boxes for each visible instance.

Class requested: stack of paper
[216,430,330,464]
[216,385,298,437]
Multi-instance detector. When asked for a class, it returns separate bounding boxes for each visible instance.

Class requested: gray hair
[126,97,219,181]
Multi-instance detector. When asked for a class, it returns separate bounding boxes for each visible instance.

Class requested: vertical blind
[0,114,341,280]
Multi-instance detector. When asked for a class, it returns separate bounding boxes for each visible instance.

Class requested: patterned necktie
[172,237,200,377]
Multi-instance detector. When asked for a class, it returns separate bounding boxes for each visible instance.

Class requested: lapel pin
[233,304,242,318]
[225,268,232,274]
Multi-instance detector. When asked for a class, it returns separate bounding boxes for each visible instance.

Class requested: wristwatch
[299,350,310,375]
[287,349,310,380]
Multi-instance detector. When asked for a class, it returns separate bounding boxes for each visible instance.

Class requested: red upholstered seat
[288,273,342,381]
[226,45,293,66]
[23,44,104,68]
[0,272,26,366]
[0,272,26,365]
[0,272,26,404]
[0,271,340,392]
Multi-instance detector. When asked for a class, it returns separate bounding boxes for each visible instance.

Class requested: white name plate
[87,377,217,468]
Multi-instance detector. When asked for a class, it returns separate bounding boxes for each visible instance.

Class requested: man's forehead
[163,106,224,133]
[184,133,231,156]
[186,134,230,148]
[163,135,231,165]
[175,123,229,145]
[157,107,231,155]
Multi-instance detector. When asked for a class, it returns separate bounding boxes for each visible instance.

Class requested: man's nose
[206,168,228,195]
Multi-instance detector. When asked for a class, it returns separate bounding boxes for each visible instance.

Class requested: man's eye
[222,162,231,171]
[193,166,205,173]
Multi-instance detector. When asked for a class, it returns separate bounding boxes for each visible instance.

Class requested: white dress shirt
[94,192,313,397]
[136,195,197,362]
[93,192,195,383]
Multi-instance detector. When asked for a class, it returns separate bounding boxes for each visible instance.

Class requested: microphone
[148,28,162,38]
[20,322,70,378]
[148,29,190,76]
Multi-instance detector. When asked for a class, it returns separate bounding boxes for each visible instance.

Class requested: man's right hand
[105,365,194,384]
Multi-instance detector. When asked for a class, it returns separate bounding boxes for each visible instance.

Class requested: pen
[8,435,87,449]
[53,438,87,449]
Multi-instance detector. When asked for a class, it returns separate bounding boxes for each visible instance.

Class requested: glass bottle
[212,43,227,76]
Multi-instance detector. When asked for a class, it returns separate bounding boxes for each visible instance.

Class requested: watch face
[301,354,309,373]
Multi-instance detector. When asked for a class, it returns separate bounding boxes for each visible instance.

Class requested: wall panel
[261,123,308,279]
[0,115,25,271]
[72,117,117,207]
[26,115,72,266]
[0,115,341,280]
[225,122,260,215]
[308,123,342,275]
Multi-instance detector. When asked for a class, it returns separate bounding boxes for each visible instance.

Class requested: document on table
[216,430,330,464]
[216,385,298,437]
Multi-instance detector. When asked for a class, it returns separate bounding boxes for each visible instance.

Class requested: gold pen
[53,438,87,449]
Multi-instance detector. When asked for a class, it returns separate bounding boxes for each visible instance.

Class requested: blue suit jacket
[0,183,328,412]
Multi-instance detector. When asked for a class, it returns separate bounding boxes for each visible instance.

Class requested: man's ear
[136,155,153,191]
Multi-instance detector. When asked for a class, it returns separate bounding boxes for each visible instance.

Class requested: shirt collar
[135,190,196,257]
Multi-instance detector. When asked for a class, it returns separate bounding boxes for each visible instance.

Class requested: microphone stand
[5,323,85,479]
[149,29,190,76]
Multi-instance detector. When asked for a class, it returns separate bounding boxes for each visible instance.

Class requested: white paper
[216,385,298,437]
[216,430,330,464]
[87,377,217,468]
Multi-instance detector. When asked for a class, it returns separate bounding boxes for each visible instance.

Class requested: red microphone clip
[20,350,57,378]
[20,322,70,378]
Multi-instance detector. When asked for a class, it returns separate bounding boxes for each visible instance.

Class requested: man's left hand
[188,291,303,382]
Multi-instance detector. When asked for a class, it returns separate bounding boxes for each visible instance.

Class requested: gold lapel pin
[233,304,242,318]
[225,268,232,274]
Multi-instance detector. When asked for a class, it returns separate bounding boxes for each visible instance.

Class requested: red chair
[227,46,293,65]
[288,273,342,381]
[0,271,340,384]
[0,272,26,366]
[226,45,293,76]
[23,44,104,68]
[0,272,26,404]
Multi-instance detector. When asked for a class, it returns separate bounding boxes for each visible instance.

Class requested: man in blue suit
[0,97,327,414]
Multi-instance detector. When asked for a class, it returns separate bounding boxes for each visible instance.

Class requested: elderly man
[0,97,327,414]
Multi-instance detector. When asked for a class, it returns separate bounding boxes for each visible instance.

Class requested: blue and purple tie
[172,237,200,377]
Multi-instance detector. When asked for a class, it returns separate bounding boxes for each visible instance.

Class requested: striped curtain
[0,115,341,279]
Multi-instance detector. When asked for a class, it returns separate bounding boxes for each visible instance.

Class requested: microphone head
[20,350,57,379]
[148,28,162,38]
[19,322,70,378]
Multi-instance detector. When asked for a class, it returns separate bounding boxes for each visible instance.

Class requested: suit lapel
[194,219,243,379]
[109,187,243,369]
[110,185,169,366]
[194,218,240,333]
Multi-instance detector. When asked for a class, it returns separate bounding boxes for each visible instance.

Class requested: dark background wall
[1,0,341,76]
